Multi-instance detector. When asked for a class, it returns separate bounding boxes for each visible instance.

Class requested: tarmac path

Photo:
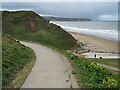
[21,42,79,88]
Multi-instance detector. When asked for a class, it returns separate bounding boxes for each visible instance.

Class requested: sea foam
[51,21,119,41]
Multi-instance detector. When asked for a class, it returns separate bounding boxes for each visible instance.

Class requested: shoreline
[69,32,119,53]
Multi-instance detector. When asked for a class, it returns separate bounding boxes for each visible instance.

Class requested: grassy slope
[2,34,35,86]
[2,11,79,49]
[65,53,120,88]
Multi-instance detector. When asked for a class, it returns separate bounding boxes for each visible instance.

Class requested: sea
[50,21,119,41]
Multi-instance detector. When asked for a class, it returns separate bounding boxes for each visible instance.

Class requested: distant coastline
[43,16,92,21]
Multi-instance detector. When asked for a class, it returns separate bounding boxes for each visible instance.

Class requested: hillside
[43,16,92,21]
[2,11,79,49]
[2,34,35,87]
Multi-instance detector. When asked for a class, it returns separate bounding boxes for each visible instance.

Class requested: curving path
[21,42,79,88]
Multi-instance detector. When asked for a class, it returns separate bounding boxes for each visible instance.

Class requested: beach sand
[69,32,119,53]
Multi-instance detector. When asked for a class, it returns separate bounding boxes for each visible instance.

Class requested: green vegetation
[2,34,35,87]
[2,11,79,49]
[88,58,119,68]
[2,10,79,88]
[27,38,119,88]
[43,16,92,21]
[65,53,120,88]
[2,10,119,89]
[32,41,120,88]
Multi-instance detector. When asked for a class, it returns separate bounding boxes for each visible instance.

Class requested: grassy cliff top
[2,11,79,49]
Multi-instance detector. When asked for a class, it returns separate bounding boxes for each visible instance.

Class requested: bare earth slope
[21,42,79,88]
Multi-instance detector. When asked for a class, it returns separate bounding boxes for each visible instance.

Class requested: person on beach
[94,54,96,58]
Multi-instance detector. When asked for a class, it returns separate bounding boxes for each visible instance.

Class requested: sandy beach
[69,32,119,53]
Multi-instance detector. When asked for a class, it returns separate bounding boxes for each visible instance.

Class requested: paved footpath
[21,42,79,88]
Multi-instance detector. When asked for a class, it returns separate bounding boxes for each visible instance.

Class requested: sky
[1,0,119,2]
[1,2,118,21]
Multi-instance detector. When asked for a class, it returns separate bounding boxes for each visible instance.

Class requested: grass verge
[2,34,36,88]
[3,53,36,88]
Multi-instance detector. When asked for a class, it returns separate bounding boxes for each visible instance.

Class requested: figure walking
[94,54,96,58]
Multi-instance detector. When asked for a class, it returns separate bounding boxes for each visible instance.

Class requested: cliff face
[2,11,79,49]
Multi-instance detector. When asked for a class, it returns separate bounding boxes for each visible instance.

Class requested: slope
[2,11,79,49]
[2,34,35,87]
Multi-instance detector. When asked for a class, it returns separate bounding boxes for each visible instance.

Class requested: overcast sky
[1,2,118,21]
